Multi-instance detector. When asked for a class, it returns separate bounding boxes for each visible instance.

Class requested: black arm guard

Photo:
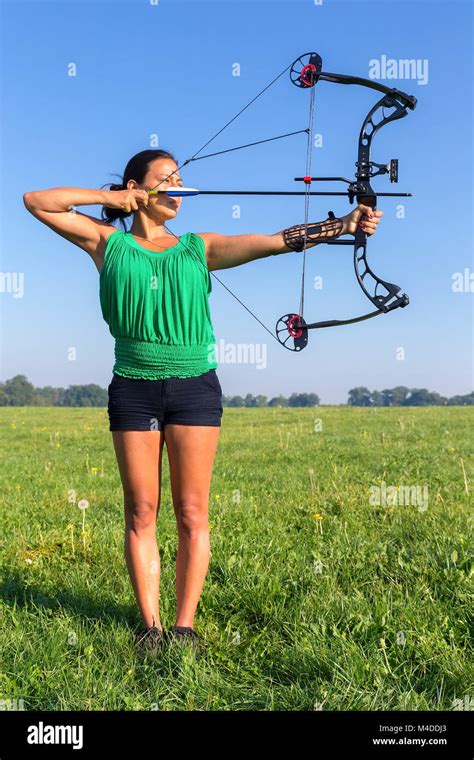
[282,211,343,252]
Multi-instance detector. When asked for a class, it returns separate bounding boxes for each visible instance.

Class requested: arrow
[149,188,412,198]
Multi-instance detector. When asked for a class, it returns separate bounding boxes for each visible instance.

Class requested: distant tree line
[223,393,320,408]
[0,375,472,407]
[224,388,473,407]
[347,386,474,407]
[0,375,107,407]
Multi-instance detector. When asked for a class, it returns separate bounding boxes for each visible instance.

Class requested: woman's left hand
[341,204,383,237]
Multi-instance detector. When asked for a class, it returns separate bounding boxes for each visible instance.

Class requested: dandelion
[314,512,324,536]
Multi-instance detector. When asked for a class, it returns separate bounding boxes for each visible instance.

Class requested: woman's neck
[130,223,167,240]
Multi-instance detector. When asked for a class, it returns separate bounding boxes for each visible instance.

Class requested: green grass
[0,406,472,711]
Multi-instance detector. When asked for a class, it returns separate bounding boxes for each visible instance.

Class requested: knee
[175,499,209,537]
[124,495,158,533]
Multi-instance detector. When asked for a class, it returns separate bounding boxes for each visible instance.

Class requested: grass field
[1,406,472,711]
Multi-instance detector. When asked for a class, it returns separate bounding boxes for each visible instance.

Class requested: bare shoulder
[195,232,220,260]
[195,232,217,244]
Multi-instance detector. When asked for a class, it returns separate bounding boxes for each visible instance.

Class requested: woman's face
[138,158,183,222]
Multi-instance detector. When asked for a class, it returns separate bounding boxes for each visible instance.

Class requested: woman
[23,149,381,655]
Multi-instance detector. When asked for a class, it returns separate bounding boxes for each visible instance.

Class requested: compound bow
[149,51,417,352]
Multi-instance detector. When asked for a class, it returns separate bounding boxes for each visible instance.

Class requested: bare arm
[201,204,381,271]
[22,187,148,272]
[201,222,346,272]
[201,232,288,271]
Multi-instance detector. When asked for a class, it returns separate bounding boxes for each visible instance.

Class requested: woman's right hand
[104,188,149,213]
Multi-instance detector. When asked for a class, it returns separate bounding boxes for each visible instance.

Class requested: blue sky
[1,0,472,403]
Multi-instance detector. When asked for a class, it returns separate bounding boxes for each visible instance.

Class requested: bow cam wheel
[275,313,309,352]
[290,52,322,88]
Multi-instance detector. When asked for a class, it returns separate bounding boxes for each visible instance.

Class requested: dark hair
[101,149,177,229]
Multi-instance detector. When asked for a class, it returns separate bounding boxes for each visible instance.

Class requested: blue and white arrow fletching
[148,187,199,197]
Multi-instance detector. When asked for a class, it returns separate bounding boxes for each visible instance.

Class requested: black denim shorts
[107,369,223,431]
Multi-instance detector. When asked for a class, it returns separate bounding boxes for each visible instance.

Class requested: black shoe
[135,625,165,656]
[166,626,204,655]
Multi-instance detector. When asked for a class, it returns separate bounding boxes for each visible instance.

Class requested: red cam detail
[300,63,317,87]
[287,315,303,339]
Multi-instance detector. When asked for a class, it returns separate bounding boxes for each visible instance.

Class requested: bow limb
[318,71,417,111]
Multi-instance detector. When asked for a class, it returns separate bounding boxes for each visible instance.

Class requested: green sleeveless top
[99,230,218,379]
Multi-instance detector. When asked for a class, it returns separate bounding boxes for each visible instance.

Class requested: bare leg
[164,425,220,628]
[111,430,164,629]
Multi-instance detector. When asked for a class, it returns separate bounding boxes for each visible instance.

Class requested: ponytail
[101,181,128,228]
